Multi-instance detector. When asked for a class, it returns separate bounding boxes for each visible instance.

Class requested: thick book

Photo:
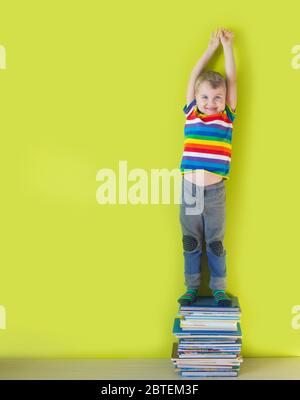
[173,318,242,338]
[180,321,238,330]
[179,338,242,347]
[171,342,243,363]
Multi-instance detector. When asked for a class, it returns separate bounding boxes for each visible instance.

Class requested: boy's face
[195,81,226,115]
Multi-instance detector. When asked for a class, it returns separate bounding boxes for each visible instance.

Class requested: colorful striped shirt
[179,98,236,180]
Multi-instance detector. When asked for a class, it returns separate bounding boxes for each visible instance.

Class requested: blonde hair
[195,70,226,94]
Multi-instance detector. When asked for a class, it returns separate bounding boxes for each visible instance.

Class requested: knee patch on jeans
[209,240,224,256]
[182,235,198,252]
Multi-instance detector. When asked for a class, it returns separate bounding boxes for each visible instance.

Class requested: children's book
[173,318,242,338]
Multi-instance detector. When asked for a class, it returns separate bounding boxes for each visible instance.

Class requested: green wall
[0,0,300,358]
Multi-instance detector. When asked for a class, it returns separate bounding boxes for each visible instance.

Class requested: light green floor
[0,358,299,380]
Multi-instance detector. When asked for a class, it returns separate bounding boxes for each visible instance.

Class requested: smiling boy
[178,28,237,306]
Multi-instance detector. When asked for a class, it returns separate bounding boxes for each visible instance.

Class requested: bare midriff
[183,170,223,187]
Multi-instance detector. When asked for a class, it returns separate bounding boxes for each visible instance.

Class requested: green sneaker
[213,290,232,306]
[177,289,198,306]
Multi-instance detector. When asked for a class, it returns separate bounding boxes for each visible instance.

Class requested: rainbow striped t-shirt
[179,98,236,180]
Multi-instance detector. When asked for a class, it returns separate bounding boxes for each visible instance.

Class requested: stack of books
[171,296,243,377]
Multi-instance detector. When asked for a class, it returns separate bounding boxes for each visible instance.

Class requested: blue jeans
[179,176,227,292]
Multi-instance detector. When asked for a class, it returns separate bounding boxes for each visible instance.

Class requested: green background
[0,0,300,358]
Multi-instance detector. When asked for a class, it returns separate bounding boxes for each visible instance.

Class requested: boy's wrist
[222,43,233,51]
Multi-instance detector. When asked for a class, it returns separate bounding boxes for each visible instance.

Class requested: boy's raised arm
[185,29,221,105]
[220,29,237,112]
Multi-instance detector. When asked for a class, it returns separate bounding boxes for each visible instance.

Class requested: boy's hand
[207,28,221,52]
[220,28,234,48]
